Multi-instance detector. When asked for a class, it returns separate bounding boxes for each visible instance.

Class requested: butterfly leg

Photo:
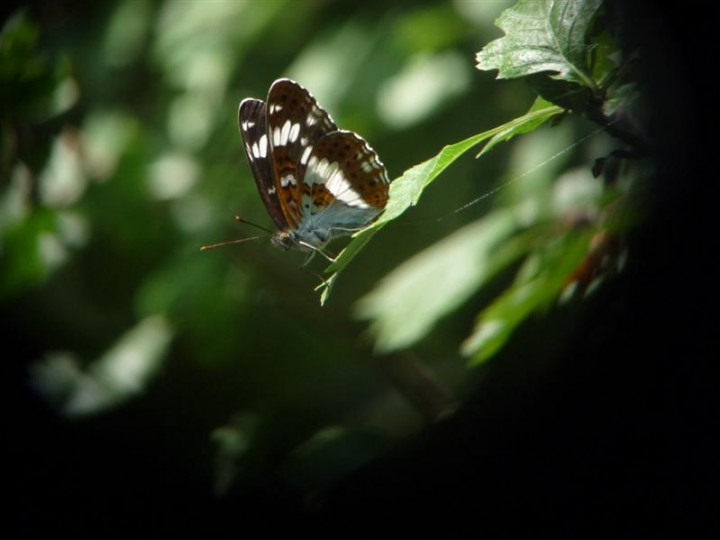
[298,242,336,265]
[302,251,316,267]
[316,248,336,264]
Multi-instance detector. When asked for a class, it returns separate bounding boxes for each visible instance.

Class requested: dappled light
[147,152,199,200]
[81,111,138,180]
[103,0,151,68]
[30,315,172,416]
[39,131,85,207]
[378,51,471,128]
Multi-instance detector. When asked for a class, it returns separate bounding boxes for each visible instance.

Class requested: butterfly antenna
[200,235,265,251]
[234,215,275,234]
[201,216,275,251]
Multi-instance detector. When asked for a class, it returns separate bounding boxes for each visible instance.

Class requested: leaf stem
[585,106,653,156]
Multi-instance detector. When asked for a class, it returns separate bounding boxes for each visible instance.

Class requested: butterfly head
[270,228,329,252]
[271,230,295,251]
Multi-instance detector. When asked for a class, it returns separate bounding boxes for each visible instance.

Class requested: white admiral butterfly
[237,79,389,258]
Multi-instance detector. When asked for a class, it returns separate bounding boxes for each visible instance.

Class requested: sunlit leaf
[476,0,602,89]
[478,98,563,156]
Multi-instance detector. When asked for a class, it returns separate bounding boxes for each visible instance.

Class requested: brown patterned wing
[265,79,338,229]
[238,97,288,230]
[301,130,389,230]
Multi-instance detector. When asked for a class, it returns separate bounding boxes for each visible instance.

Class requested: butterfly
[237,78,389,259]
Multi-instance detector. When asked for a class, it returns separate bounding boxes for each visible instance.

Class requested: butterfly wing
[238,98,288,230]
[297,130,390,242]
[265,79,338,229]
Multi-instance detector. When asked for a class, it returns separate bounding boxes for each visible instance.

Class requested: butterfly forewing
[238,98,288,230]
[265,79,338,228]
[266,79,338,158]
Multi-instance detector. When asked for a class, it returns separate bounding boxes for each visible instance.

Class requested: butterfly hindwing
[303,130,389,214]
[285,129,390,247]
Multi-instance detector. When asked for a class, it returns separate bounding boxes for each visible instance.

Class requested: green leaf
[355,210,524,353]
[319,101,563,304]
[461,229,593,364]
[526,73,597,113]
[476,0,603,89]
[602,81,640,118]
[478,98,563,156]
[589,29,621,87]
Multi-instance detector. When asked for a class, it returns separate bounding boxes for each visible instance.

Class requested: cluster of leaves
[327,0,647,364]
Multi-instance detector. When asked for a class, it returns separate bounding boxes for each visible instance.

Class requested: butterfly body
[238,79,389,255]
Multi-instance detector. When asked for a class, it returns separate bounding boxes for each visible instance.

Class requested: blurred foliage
[3,0,650,502]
